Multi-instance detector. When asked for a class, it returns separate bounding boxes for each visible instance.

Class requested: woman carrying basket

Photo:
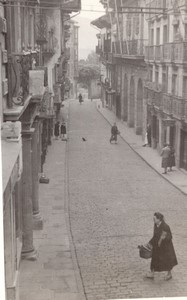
[146,212,177,280]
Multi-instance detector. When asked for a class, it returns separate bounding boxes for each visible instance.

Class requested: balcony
[155,45,161,61]
[162,93,173,115]
[145,82,186,119]
[104,39,111,53]
[64,47,70,60]
[144,81,162,108]
[40,89,54,118]
[172,95,185,120]
[42,30,55,58]
[145,42,187,63]
[112,40,146,58]
[9,51,39,105]
[53,84,62,104]
[145,45,154,60]
[96,45,102,55]
[97,39,112,64]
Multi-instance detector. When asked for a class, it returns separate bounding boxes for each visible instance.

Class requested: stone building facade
[145,0,187,169]
[1,1,81,299]
[94,0,187,171]
[66,20,79,99]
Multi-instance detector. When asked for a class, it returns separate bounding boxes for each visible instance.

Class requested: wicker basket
[138,244,152,259]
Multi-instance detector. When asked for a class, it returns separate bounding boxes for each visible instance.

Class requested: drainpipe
[107,0,116,54]
[4,1,13,108]
[114,0,123,55]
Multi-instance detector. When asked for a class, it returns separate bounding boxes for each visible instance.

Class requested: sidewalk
[96,100,187,195]
[19,135,85,299]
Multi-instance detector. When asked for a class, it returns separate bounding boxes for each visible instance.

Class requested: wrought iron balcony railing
[145,42,187,63]
[65,47,70,60]
[9,51,39,105]
[172,95,185,120]
[112,40,146,57]
[145,82,186,120]
[36,12,55,59]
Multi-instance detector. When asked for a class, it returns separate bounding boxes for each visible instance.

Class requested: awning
[91,14,111,29]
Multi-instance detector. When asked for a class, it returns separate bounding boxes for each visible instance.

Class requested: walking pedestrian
[60,122,67,140]
[110,122,119,144]
[168,145,175,171]
[161,143,170,174]
[78,93,83,104]
[146,212,178,280]
[54,121,60,140]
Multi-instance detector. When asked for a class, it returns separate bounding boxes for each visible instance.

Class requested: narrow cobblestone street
[67,100,187,300]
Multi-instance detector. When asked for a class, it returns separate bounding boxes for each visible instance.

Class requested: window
[172,74,177,95]
[150,28,154,45]
[185,25,187,41]
[162,73,168,93]
[155,70,159,84]
[173,24,180,41]
[183,76,187,98]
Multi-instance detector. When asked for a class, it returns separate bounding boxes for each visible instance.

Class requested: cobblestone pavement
[67,100,187,300]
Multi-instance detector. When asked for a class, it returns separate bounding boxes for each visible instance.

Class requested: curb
[96,104,187,196]
[64,101,87,300]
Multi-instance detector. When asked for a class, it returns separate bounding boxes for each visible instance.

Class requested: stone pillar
[21,130,37,260]
[31,121,43,230]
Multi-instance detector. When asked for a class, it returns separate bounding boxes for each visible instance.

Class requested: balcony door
[156,28,160,45]
[163,25,168,44]
[150,28,154,45]
[183,76,187,98]
[172,74,177,96]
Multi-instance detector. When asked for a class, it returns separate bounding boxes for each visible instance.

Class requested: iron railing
[9,51,39,105]
[145,42,187,62]
[112,39,146,56]
[145,83,186,120]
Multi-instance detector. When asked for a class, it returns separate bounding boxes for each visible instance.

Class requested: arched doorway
[123,74,128,121]
[128,76,135,127]
[136,79,143,134]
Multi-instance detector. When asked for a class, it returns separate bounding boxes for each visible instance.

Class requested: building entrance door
[116,94,121,119]
[180,129,187,170]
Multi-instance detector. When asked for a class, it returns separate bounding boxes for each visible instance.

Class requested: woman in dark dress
[54,121,60,139]
[78,93,83,104]
[146,212,177,280]
[60,122,66,140]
